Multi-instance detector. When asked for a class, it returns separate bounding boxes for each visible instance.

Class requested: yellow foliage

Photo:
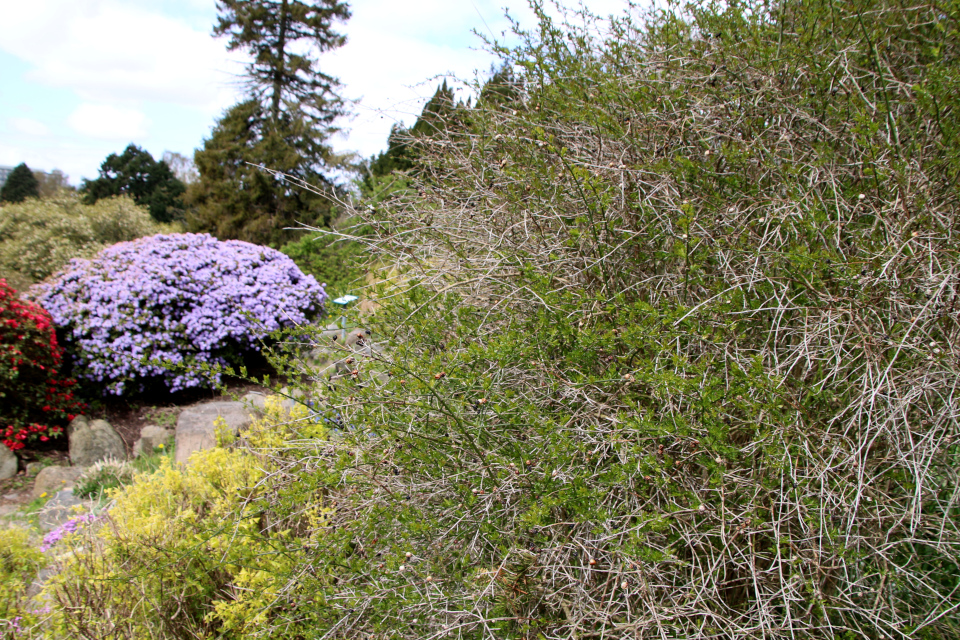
[0,528,44,620]
[41,395,328,638]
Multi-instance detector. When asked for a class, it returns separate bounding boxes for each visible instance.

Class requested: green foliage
[240,0,960,636]
[27,0,960,638]
[187,99,341,247]
[280,217,370,297]
[360,80,466,193]
[0,528,44,621]
[80,144,186,223]
[0,191,173,287]
[74,459,135,499]
[190,0,351,248]
[214,0,350,125]
[0,163,40,204]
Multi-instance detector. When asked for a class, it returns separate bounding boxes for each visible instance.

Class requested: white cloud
[0,0,642,175]
[0,0,245,114]
[68,103,149,140]
[9,117,50,136]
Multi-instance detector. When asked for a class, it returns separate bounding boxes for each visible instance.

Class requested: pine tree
[190,0,350,246]
[214,0,349,126]
[187,100,338,247]
[0,163,40,204]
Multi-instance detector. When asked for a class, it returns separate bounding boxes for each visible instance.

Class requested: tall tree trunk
[271,0,289,123]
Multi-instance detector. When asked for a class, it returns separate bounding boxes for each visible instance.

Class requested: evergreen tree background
[0,163,40,204]
[188,100,341,247]
[360,80,463,193]
[188,0,350,247]
[79,144,185,223]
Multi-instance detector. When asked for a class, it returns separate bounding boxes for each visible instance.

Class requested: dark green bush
[280,216,371,298]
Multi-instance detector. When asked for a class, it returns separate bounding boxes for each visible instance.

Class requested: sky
[0,0,634,187]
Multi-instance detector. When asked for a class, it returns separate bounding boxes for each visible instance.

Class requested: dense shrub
[43,398,324,639]
[35,233,327,394]
[165,0,958,638]
[0,191,173,288]
[280,216,372,298]
[0,280,82,451]
[0,528,44,625]
[27,0,960,638]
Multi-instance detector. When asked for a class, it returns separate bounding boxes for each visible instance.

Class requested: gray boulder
[37,489,91,532]
[69,416,125,467]
[133,425,174,457]
[32,466,84,500]
[175,401,252,465]
[0,443,17,480]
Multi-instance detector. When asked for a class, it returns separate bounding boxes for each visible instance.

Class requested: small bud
[405,552,412,558]
[698,504,706,512]
[621,580,629,589]
[426,576,433,582]
[858,193,866,200]
[399,565,405,571]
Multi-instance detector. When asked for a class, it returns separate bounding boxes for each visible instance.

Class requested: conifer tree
[187,100,338,247]
[214,0,349,127]
[190,0,350,246]
[0,163,40,204]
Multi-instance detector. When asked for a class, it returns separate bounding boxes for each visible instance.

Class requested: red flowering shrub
[0,279,83,451]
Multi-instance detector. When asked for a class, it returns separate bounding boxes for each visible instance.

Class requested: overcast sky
[0,0,634,186]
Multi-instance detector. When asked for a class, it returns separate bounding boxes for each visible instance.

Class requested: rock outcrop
[32,466,84,500]
[0,443,17,480]
[133,425,174,457]
[175,401,252,465]
[68,416,125,467]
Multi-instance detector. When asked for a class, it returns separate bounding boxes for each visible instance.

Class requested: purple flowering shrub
[36,233,326,394]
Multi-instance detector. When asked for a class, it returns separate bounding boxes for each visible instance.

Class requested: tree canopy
[0,163,40,204]
[190,0,351,246]
[80,144,185,223]
[187,100,339,247]
[214,0,350,125]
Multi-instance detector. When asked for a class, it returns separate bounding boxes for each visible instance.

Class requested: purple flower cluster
[40,513,101,552]
[35,233,326,394]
